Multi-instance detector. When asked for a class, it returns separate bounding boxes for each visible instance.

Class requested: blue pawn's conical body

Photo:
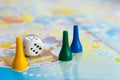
[70,25,82,53]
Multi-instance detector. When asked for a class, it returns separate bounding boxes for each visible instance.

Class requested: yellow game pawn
[12,36,28,71]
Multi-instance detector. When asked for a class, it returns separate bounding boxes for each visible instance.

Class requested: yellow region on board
[21,32,29,35]
[114,57,120,63]
[0,42,15,48]
[35,23,42,27]
[99,30,106,33]
[51,29,61,36]
[90,45,101,49]
[57,7,74,15]
[0,22,10,27]
[20,13,34,22]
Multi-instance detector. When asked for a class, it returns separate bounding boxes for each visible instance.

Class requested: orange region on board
[84,31,92,34]
[1,17,23,23]
[93,39,102,43]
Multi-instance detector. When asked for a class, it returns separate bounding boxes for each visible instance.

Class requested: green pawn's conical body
[59,31,72,61]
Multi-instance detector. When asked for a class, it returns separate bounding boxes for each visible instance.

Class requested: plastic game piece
[12,37,28,71]
[70,25,83,53]
[23,36,43,57]
[59,31,72,61]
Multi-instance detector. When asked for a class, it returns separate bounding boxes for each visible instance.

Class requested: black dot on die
[37,45,39,48]
[33,50,35,52]
[34,43,37,46]
[35,52,38,54]
[30,48,33,50]
[24,46,25,49]
[39,47,42,50]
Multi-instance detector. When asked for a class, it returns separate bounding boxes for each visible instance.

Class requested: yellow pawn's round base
[12,66,29,72]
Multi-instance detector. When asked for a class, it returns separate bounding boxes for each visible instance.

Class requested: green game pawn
[59,31,72,61]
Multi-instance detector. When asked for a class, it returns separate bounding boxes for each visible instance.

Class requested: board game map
[0,0,120,80]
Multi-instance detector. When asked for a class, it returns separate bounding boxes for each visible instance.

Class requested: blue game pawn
[70,25,83,53]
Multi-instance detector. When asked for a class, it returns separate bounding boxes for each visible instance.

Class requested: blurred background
[0,0,119,25]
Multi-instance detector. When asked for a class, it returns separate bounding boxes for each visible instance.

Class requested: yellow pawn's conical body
[12,37,28,71]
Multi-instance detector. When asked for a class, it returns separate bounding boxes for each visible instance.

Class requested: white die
[23,36,43,56]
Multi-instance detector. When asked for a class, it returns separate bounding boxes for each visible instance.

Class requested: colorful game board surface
[0,0,120,80]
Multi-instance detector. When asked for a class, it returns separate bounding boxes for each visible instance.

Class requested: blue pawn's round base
[70,47,83,53]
